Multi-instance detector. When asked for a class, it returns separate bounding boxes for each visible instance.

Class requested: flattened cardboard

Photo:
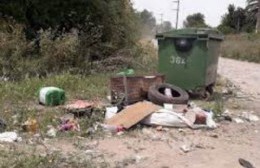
[105,102,161,129]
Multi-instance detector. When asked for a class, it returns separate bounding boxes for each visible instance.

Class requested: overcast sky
[132,0,246,28]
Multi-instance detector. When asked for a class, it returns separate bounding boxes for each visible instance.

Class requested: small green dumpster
[156,28,224,94]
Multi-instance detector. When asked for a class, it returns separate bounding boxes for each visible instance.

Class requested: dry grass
[221,34,260,63]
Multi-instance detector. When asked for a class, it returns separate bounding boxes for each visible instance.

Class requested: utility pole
[159,13,163,33]
[173,0,180,29]
[159,13,163,26]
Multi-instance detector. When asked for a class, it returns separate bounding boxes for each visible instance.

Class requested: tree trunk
[256,0,260,33]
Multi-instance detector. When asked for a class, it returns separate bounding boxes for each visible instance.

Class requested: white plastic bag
[0,132,20,142]
[105,106,118,119]
[206,111,217,129]
[141,109,188,127]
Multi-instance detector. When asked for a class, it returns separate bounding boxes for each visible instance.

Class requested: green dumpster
[156,28,224,94]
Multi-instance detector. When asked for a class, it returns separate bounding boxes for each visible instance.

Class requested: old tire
[148,83,189,105]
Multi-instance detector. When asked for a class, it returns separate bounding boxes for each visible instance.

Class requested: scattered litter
[105,101,161,129]
[12,115,19,125]
[156,126,163,131]
[22,118,39,134]
[234,118,244,124]
[205,111,217,129]
[209,133,219,138]
[105,106,118,119]
[133,155,145,164]
[239,158,255,168]
[0,132,21,143]
[39,87,65,106]
[163,103,173,110]
[241,112,259,122]
[85,150,96,155]
[189,105,217,129]
[221,115,233,122]
[180,145,192,153]
[65,100,93,117]
[164,88,173,97]
[116,131,125,136]
[46,126,57,138]
[194,111,207,125]
[100,124,124,134]
[66,100,93,109]
[59,114,80,132]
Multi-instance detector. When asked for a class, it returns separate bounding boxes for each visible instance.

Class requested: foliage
[162,21,173,32]
[0,19,84,80]
[136,9,156,37]
[183,13,208,28]
[0,0,145,79]
[247,0,259,11]
[218,4,256,34]
[0,0,138,45]
[138,9,156,30]
[246,0,260,32]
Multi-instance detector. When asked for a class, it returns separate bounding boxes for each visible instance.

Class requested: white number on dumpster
[170,56,186,65]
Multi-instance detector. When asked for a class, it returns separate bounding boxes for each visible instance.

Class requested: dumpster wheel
[202,84,214,100]
[148,83,189,105]
[189,85,214,99]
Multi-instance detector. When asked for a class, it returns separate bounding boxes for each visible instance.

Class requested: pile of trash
[0,72,259,143]
[102,101,217,134]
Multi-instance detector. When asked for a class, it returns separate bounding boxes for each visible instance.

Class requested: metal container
[156,28,224,94]
[110,75,165,105]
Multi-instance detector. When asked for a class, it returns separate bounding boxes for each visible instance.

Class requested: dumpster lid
[156,28,224,40]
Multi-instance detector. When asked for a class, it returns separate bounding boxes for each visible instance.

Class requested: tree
[183,13,208,28]
[137,9,156,36]
[162,21,172,32]
[139,9,156,29]
[0,0,139,47]
[247,0,260,32]
[218,4,255,34]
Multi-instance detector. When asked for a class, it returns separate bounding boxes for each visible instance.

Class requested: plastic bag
[141,109,188,127]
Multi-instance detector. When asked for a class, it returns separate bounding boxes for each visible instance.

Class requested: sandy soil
[218,57,260,99]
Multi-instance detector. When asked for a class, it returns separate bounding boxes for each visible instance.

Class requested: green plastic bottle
[39,87,65,106]
[117,69,135,76]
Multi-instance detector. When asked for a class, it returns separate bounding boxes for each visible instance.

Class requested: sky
[132,0,246,28]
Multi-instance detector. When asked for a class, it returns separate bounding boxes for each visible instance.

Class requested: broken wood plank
[105,101,161,129]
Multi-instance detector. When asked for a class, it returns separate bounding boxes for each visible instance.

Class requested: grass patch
[0,73,111,137]
[0,73,110,108]
[222,33,260,63]
[0,148,110,168]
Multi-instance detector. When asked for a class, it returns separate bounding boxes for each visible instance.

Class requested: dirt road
[218,57,260,99]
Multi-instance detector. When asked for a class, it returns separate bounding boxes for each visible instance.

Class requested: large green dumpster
[156,28,224,93]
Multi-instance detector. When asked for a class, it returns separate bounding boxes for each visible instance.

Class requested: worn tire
[148,83,189,105]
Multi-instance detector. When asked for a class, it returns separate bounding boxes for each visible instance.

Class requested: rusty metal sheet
[105,101,161,129]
